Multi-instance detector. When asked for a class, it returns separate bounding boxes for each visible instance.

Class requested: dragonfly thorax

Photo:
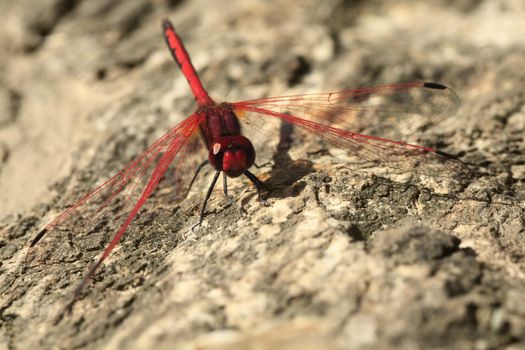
[208,135,255,177]
[200,103,242,140]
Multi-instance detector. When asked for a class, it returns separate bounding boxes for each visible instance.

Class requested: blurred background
[1,0,524,217]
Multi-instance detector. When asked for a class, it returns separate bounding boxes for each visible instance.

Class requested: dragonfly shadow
[259,122,315,200]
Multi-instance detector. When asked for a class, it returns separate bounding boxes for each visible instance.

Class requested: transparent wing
[29,112,205,263]
[231,82,470,178]
[233,82,461,141]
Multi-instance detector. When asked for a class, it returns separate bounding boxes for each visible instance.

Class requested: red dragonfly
[29,19,467,302]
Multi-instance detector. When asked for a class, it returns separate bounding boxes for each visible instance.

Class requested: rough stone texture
[1,0,525,349]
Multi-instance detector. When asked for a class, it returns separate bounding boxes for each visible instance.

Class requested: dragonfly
[28,19,468,304]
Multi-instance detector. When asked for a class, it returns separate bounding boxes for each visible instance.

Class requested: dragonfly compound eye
[208,135,256,177]
[222,149,248,177]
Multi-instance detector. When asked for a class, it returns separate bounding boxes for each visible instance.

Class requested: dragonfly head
[209,136,255,177]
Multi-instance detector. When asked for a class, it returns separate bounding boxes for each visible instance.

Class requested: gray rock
[1,1,525,349]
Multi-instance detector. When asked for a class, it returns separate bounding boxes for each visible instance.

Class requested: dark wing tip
[30,228,47,247]
[423,82,448,90]
[435,150,475,179]
[435,150,460,159]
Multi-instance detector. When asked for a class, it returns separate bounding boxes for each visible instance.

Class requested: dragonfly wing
[230,83,470,178]
[233,82,461,142]
[30,112,206,262]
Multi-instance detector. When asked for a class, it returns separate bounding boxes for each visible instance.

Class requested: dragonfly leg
[184,159,210,199]
[223,173,246,215]
[253,161,271,169]
[192,170,221,230]
[244,170,268,202]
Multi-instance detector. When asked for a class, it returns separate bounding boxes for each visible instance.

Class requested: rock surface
[1,0,525,349]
